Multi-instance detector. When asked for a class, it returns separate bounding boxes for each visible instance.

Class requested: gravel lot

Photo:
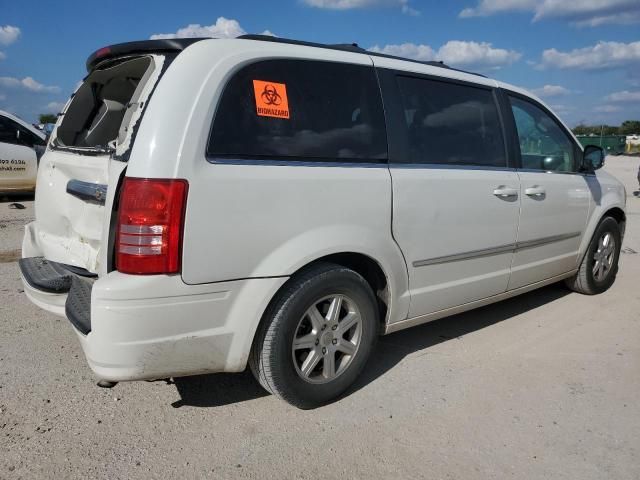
[1,157,639,479]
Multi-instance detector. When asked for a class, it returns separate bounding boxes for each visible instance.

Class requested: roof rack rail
[238,35,367,54]
[237,34,486,78]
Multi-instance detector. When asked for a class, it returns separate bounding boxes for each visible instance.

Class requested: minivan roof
[86,35,485,78]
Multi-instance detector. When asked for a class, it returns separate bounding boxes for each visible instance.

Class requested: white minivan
[20,36,626,408]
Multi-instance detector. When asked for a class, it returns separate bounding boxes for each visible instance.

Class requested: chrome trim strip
[413,244,514,267]
[412,232,581,267]
[207,157,518,172]
[207,157,388,168]
[66,179,108,205]
[517,168,586,177]
[516,232,581,250]
[390,163,516,172]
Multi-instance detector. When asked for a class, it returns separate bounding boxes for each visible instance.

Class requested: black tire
[565,216,621,295]
[249,262,379,409]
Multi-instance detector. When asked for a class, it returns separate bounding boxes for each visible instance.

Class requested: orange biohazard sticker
[253,80,290,119]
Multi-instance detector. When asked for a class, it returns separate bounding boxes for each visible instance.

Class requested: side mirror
[582,145,605,172]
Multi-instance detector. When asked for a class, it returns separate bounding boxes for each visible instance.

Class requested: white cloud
[150,17,247,39]
[594,104,622,113]
[303,0,419,14]
[0,25,20,46]
[460,0,537,18]
[531,84,571,97]
[605,90,640,102]
[438,41,521,69]
[549,104,574,115]
[401,4,420,16]
[0,76,61,93]
[370,40,521,70]
[538,41,640,70]
[460,0,640,26]
[370,43,435,61]
[45,101,65,113]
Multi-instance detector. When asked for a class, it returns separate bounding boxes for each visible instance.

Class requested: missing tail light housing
[116,178,188,275]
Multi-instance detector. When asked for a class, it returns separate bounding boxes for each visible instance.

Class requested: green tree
[38,113,57,124]
[573,124,591,135]
[619,120,640,135]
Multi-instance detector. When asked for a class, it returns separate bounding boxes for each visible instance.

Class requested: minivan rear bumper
[19,257,287,382]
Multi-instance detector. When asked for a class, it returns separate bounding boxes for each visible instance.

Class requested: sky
[0,0,639,127]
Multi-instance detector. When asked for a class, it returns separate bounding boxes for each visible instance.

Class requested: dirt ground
[0,157,638,479]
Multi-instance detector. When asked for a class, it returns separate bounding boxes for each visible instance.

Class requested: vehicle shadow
[346,283,570,399]
[171,370,269,408]
[171,283,571,409]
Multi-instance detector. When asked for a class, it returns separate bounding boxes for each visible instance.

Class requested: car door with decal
[505,94,590,289]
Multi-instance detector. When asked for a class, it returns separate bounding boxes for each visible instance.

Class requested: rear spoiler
[86,38,207,71]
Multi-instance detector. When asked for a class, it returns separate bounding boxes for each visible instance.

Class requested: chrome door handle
[525,186,546,197]
[493,187,518,198]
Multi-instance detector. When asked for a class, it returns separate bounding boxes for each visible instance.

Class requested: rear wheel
[565,216,621,295]
[249,263,378,409]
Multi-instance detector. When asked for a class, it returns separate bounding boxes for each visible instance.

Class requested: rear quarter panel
[125,39,410,323]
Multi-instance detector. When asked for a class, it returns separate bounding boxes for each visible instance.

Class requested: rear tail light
[115,178,188,275]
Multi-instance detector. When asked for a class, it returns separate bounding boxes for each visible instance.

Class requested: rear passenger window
[395,76,506,167]
[208,60,387,162]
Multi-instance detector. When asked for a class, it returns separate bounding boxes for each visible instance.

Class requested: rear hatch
[26,40,201,275]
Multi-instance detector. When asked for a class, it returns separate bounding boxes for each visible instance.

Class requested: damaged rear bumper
[19,256,287,382]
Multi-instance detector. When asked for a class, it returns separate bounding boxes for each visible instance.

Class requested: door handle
[525,186,546,197]
[493,186,518,198]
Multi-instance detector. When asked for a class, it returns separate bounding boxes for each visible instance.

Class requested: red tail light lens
[116,178,188,275]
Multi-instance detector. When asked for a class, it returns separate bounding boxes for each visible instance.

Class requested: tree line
[572,120,640,136]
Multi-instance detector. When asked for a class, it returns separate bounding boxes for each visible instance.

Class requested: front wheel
[565,216,622,295]
[249,263,379,409]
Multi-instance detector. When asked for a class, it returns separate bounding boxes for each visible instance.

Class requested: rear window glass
[55,56,154,151]
[396,76,506,167]
[208,59,387,162]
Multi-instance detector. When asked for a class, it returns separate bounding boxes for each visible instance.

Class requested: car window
[395,76,506,167]
[0,115,43,148]
[0,115,20,145]
[208,59,387,162]
[509,96,575,173]
[17,126,45,148]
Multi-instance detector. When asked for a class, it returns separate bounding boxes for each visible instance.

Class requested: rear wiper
[51,141,115,155]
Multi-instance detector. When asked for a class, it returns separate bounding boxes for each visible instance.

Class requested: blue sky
[1,0,639,126]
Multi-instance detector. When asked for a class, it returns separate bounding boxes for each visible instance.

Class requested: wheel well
[304,253,389,332]
[604,207,626,226]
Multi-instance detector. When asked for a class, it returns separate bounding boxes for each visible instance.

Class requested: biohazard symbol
[253,80,290,119]
[261,84,282,106]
